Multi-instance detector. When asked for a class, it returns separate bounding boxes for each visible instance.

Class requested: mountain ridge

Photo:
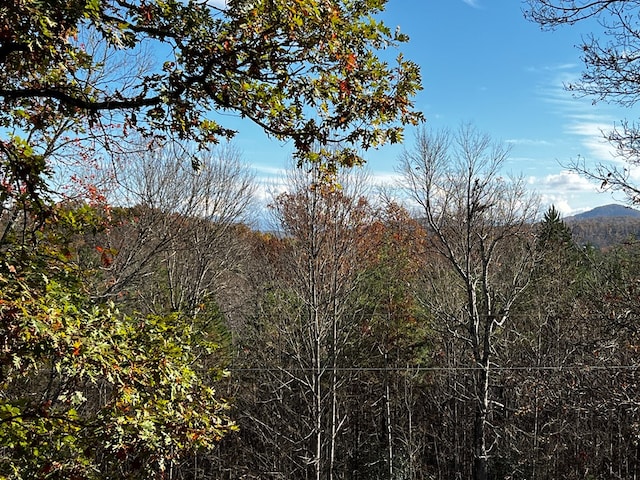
[561,204,640,248]
[564,203,640,221]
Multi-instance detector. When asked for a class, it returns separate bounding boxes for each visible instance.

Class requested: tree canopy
[1,0,422,182]
[0,203,236,479]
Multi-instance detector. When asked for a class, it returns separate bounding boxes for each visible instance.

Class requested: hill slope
[564,204,640,248]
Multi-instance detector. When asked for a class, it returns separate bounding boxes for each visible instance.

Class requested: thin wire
[227,365,640,373]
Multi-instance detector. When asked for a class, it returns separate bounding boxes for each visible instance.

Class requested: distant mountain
[564,204,640,248]
[565,204,640,221]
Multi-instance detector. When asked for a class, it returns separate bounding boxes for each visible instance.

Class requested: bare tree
[399,125,539,480]
[219,161,376,479]
[272,163,374,480]
[93,141,255,316]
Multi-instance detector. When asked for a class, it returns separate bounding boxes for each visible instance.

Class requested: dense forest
[4,135,640,479]
[568,216,640,249]
[4,0,640,479]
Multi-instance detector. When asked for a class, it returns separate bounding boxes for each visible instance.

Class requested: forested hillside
[7,148,640,480]
[4,0,640,479]
[0,0,423,477]
[566,205,640,249]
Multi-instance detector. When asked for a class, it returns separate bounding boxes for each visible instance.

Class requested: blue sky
[224,0,640,216]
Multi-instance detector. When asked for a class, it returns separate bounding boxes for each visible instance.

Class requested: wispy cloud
[462,0,481,8]
[564,117,618,161]
[505,138,553,147]
[252,166,287,204]
[535,66,622,162]
[253,164,286,177]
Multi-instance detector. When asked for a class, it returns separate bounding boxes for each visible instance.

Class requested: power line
[227,364,640,373]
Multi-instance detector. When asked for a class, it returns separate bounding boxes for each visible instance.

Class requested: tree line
[4,126,640,479]
[4,1,640,479]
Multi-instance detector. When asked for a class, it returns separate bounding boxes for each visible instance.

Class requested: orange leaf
[345,53,357,72]
[339,79,350,95]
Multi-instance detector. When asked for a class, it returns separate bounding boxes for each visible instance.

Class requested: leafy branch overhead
[0,0,423,164]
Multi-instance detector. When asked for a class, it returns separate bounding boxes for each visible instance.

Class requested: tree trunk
[384,350,394,479]
[473,363,490,480]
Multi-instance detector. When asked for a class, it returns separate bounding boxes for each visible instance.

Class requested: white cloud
[626,164,640,184]
[368,171,403,186]
[535,194,574,216]
[527,170,620,216]
[531,170,597,192]
[252,167,287,205]
[505,138,553,147]
[462,0,481,7]
[538,193,616,217]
